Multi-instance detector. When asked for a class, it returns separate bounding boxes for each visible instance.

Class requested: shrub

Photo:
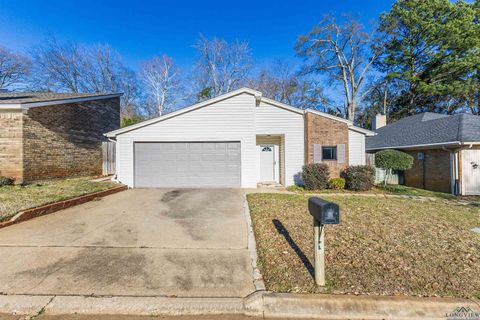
[344,165,375,191]
[375,150,414,185]
[302,163,330,190]
[0,176,14,187]
[287,185,305,193]
[328,178,346,190]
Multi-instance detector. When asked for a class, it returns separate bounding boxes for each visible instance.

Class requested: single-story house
[105,88,374,188]
[0,92,121,183]
[366,113,480,195]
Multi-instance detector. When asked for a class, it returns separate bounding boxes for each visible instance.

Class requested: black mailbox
[308,197,340,224]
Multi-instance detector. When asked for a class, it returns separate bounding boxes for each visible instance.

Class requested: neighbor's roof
[366,112,480,150]
[0,92,122,109]
[105,87,374,137]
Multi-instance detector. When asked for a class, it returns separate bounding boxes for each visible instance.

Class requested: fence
[102,141,116,176]
[366,153,402,185]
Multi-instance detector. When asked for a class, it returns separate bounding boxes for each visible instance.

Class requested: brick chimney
[373,113,387,130]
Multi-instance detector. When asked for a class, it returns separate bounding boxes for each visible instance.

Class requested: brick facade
[0,111,23,180]
[305,112,349,178]
[403,149,452,193]
[0,97,120,183]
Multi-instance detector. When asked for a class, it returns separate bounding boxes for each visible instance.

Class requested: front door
[260,145,276,181]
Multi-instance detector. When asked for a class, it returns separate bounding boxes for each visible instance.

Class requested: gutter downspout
[443,146,459,195]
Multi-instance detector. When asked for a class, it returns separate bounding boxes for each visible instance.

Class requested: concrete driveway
[0,188,255,298]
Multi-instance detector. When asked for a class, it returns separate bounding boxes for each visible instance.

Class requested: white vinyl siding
[348,129,366,165]
[255,101,304,186]
[116,93,257,187]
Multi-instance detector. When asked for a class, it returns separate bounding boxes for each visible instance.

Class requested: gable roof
[105,87,374,137]
[366,112,480,150]
[0,92,122,109]
[106,88,263,137]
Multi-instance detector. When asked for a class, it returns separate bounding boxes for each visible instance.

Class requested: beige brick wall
[404,149,451,193]
[305,112,349,178]
[22,97,120,182]
[0,111,24,182]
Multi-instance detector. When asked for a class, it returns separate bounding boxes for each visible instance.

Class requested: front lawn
[247,193,480,298]
[287,184,458,200]
[0,178,117,222]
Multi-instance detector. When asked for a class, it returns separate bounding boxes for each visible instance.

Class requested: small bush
[302,163,330,190]
[375,149,414,171]
[375,149,414,185]
[287,185,305,193]
[328,178,346,190]
[344,165,375,191]
[0,176,14,187]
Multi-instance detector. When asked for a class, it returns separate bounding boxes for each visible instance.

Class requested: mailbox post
[308,197,340,287]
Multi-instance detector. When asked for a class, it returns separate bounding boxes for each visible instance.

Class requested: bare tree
[140,55,180,116]
[296,16,382,121]
[0,46,30,90]
[248,59,329,110]
[30,37,83,92]
[80,44,122,93]
[193,35,252,99]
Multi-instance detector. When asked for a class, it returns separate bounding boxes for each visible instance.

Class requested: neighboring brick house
[0,92,121,183]
[366,113,480,195]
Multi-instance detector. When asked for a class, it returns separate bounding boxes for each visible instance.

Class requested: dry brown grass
[0,178,117,222]
[247,193,480,298]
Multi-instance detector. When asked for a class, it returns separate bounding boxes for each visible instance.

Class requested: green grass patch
[248,193,480,298]
[0,178,117,222]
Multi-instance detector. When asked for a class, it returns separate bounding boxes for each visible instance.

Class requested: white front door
[259,145,276,182]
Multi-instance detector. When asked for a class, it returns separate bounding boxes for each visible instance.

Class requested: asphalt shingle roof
[366,112,480,150]
[0,92,119,104]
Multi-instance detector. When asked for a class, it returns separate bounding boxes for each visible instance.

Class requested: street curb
[0,185,127,230]
[45,296,245,316]
[1,293,478,319]
[0,294,55,316]
[261,292,480,320]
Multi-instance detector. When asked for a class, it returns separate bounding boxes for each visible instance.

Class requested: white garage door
[134,142,241,188]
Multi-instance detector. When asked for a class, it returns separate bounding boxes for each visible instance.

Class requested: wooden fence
[102,141,116,176]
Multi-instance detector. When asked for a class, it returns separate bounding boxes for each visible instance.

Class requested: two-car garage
[134,142,241,188]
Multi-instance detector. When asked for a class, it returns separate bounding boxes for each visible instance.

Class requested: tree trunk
[347,100,356,122]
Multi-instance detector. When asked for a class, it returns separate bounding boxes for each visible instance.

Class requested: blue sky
[0,0,394,70]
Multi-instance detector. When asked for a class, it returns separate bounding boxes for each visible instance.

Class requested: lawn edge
[0,184,127,229]
[242,193,267,293]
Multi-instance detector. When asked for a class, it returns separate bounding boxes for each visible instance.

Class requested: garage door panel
[134,142,241,188]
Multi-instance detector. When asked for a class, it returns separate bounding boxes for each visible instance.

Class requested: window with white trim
[322,146,337,161]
